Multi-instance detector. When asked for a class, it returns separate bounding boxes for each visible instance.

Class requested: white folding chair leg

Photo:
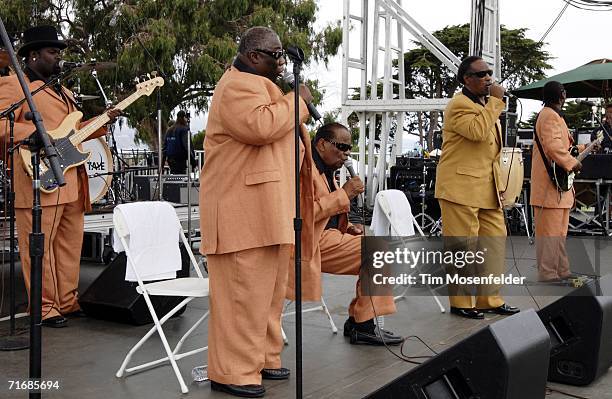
[282,297,337,335]
[116,295,191,394]
[173,310,209,355]
[319,297,338,334]
[281,325,288,345]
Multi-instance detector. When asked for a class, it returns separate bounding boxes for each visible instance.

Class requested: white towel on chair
[113,202,182,282]
[370,190,415,236]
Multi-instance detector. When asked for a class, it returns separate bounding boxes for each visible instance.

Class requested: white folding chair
[280,297,338,345]
[372,189,445,313]
[113,202,209,394]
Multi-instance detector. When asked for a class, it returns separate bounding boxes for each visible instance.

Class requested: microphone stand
[0,110,29,352]
[287,46,304,399]
[587,109,611,236]
[0,18,66,399]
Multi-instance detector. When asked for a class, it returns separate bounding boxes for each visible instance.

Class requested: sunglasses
[324,138,351,152]
[468,69,494,78]
[254,48,285,60]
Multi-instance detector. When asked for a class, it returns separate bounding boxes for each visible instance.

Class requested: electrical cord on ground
[356,188,437,365]
[546,385,590,399]
[40,188,62,321]
[503,136,542,311]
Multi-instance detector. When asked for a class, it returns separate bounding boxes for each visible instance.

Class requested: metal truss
[340,0,500,206]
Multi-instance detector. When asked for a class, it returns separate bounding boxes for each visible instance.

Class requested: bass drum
[499,147,524,208]
[82,138,113,204]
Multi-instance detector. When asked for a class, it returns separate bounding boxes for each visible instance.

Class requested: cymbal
[74,61,117,72]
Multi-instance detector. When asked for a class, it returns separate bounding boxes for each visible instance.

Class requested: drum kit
[392,146,527,236]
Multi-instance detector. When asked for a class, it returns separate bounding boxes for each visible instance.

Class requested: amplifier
[524,153,612,180]
[162,181,199,205]
[132,175,200,203]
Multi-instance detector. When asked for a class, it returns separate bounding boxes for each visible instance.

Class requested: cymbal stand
[414,163,436,232]
[90,67,113,108]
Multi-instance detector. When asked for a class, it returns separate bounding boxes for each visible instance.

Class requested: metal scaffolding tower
[341,0,500,206]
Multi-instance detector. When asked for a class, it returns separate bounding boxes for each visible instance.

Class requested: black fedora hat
[18,25,66,57]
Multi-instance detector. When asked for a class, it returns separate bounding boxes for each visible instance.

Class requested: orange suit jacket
[0,74,106,209]
[530,107,577,209]
[199,66,315,259]
[288,167,351,301]
[435,92,505,209]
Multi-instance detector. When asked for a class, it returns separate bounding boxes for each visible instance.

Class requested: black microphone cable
[352,167,438,364]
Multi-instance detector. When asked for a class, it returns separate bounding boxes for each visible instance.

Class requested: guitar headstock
[134,74,165,96]
[597,130,604,143]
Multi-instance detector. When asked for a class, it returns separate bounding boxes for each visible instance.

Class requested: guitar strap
[532,112,558,185]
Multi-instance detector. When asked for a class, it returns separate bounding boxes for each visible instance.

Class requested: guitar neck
[576,139,600,162]
[69,91,141,145]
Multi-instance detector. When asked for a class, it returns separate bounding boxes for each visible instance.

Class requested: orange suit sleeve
[218,78,309,146]
[536,112,577,172]
[0,77,38,143]
[313,174,351,223]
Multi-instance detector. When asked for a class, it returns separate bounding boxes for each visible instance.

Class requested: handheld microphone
[282,72,321,121]
[344,159,356,178]
[59,60,83,71]
[578,99,596,107]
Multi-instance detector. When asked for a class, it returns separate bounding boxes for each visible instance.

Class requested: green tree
[0,0,342,148]
[192,129,205,152]
[401,24,552,149]
[522,101,594,130]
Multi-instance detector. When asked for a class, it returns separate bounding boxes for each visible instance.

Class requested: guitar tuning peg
[151,71,158,77]
[133,77,140,84]
[146,73,151,80]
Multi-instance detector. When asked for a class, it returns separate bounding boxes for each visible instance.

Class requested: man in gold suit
[435,56,520,319]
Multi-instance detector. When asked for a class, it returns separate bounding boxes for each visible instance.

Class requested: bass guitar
[552,131,603,192]
[20,76,164,193]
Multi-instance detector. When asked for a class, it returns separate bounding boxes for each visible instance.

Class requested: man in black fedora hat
[0,25,121,328]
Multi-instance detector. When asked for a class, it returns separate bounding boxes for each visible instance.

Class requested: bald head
[238,27,279,55]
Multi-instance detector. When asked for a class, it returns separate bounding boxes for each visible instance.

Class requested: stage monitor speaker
[537,274,612,386]
[364,310,550,399]
[79,244,191,325]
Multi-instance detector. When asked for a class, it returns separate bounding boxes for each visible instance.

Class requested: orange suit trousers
[533,207,571,281]
[320,229,396,322]
[206,244,290,386]
[15,190,85,320]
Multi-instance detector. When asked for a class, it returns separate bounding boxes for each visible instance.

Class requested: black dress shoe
[41,315,68,328]
[450,307,484,319]
[261,367,290,380]
[345,317,404,346]
[65,310,86,318]
[343,316,356,337]
[349,325,404,346]
[481,303,520,315]
[210,381,265,398]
